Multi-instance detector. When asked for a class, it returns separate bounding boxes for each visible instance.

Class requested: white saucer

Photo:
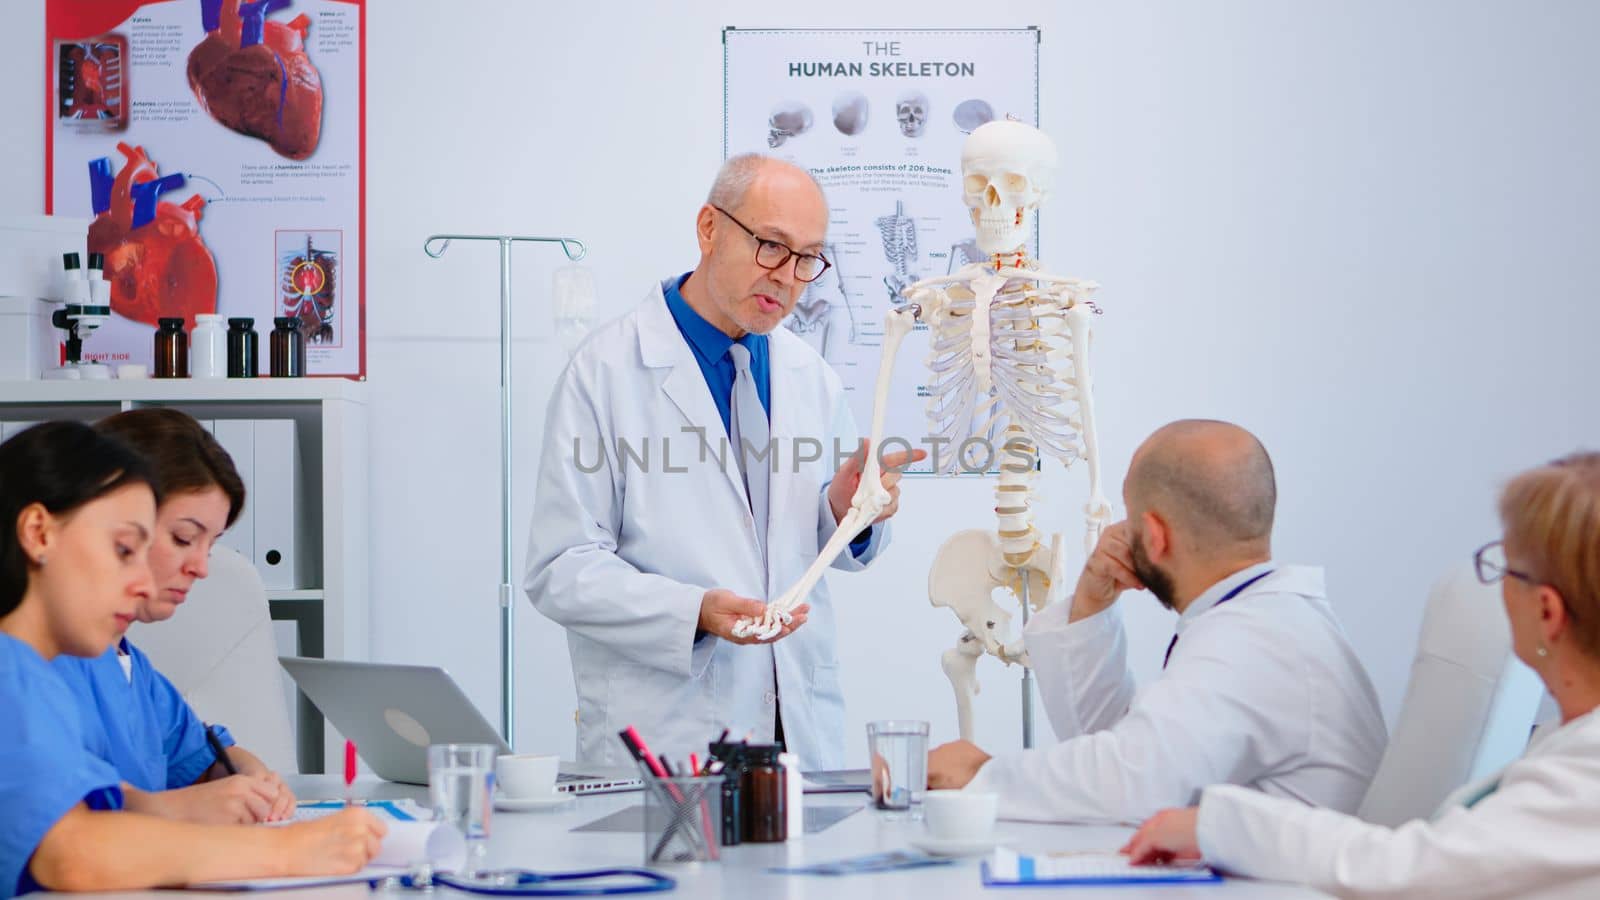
[494,793,573,812]
[909,835,1001,858]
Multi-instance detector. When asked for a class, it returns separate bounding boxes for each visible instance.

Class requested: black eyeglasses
[1473,540,1538,587]
[712,205,831,283]
[1474,539,1582,624]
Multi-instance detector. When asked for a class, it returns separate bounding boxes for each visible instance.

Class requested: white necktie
[728,343,768,563]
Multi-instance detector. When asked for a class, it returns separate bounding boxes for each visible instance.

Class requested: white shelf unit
[0,378,368,773]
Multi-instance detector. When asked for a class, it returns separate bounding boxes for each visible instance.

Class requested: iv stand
[422,233,588,747]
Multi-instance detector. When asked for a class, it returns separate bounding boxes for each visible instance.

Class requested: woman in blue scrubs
[0,422,383,897]
[53,408,294,823]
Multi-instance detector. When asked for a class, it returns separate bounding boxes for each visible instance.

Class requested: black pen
[205,724,238,776]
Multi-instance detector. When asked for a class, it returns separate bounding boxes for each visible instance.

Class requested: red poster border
[44,0,367,381]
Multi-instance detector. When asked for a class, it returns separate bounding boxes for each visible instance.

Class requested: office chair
[128,545,299,773]
[1356,563,1544,826]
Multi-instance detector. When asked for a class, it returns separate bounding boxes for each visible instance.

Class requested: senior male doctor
[525,154,925,769]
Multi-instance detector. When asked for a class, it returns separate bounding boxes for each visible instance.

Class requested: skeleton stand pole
[423,233,587,747]
[1019,577,1034,749]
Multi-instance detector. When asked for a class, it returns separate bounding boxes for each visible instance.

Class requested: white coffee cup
[496,753,559,799]
[923,789,999,841]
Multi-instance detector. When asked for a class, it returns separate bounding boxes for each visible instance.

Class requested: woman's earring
[34,555,46,567]
[1537,645,1549,658]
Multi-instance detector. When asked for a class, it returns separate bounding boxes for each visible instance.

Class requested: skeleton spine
[996,424,1040,568]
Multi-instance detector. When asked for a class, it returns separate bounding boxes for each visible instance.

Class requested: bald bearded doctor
[928,420,1387,823]
[525,154,924,770]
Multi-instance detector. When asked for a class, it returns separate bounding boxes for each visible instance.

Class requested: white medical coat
[524,282,886,770]
[1198,706,1600,899]
[970,563,1388,824]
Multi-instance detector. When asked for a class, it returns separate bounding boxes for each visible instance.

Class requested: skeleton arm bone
[730,306,921,640]
[1067,304,1112,550]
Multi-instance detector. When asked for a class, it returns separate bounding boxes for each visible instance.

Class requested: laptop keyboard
[554,770,643,794]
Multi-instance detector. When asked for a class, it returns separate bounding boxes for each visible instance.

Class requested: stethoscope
[373,868,676,896]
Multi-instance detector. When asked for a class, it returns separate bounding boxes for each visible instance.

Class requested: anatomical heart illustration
[87,143,219,329]
[187,0,323,160]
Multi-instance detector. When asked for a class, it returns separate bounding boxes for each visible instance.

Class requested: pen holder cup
[639,764,721,865]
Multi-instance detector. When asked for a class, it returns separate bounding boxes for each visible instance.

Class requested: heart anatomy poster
[46,0,365,378]
[724,28,1038,474]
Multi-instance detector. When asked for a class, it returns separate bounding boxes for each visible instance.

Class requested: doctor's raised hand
[1068,520,1145,622]
[827,440,930,526]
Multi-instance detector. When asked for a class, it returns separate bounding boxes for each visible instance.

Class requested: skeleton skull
[896,91,929,138]
[961,120,1058,255]
[767,101,814,148]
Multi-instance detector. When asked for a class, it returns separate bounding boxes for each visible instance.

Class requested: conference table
[177,775,1325,900]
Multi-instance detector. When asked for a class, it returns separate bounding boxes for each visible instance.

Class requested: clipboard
[291,799,418,821]
[183,801,437,890]
[980,848,1221,887]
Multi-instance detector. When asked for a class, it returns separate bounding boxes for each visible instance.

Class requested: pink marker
[344,740,358,807]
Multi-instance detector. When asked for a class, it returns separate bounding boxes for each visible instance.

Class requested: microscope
[47,252,113,379]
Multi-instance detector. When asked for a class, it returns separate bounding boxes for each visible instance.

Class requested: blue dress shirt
[662,273,769,435]
[661,273,870,557]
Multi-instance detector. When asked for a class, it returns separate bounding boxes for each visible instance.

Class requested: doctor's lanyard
[1161,569,1275,670]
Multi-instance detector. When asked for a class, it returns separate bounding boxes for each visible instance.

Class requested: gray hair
[706,153,826,210]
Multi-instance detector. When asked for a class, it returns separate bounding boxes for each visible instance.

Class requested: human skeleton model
[876,201,919,303]
[734,122,1112,743]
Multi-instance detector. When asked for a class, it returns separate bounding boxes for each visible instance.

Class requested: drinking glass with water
[867,720,929,817]
[428,743,496,874]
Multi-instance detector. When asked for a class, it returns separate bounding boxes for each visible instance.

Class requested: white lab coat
[1197,707,1600,899]
[969,563,1388,824]
[523,281,887,771]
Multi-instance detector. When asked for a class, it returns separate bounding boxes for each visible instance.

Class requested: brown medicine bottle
[741,745,787,842]
[153,317,188,378]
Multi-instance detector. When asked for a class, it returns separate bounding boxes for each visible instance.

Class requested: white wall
[5,1,1598,766]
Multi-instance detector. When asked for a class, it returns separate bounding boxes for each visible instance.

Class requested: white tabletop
[235,776,1331,900]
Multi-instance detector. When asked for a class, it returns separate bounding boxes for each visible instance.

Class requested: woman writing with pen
[0,421,383,898]
[51,408,295,824]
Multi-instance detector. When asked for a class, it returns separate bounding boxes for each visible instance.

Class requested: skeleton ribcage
[923,279,1084,474]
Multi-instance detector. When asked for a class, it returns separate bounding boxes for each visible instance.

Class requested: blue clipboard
[980,858,1222,888]
[297,799,417,821]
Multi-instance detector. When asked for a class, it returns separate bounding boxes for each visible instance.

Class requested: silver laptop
[279,657,641,793]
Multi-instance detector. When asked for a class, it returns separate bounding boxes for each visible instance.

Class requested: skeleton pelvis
[927,528,1056,660]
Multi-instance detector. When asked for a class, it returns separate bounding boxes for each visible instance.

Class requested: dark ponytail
[0,421,159,617]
